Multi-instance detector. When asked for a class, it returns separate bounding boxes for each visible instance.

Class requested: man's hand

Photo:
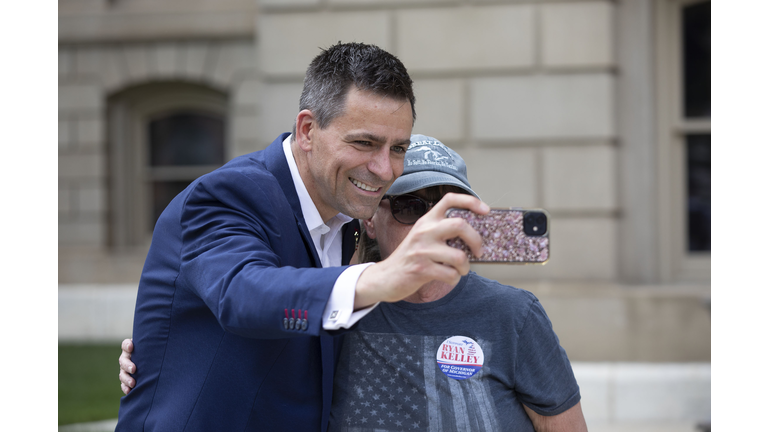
[354,193,489,308]
[118,338,136,395]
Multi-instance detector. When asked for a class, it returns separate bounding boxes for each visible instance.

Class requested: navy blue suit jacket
[116,133,360,432]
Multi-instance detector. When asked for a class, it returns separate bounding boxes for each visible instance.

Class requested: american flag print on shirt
[329,331,501,432]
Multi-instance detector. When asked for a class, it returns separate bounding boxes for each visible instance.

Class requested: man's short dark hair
[292,42,416,137]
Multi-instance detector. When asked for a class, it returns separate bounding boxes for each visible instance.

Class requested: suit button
[289,318,295,330]
[283,318,289,329]
[301,319,308,331]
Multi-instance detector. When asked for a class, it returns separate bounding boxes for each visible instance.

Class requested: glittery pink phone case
[445,208,550,264]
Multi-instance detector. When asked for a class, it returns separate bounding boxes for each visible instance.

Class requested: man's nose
[368,147,397,182]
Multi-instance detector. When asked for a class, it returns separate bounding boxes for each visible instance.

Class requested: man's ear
[294,109,316,152]
[362,217,377,240]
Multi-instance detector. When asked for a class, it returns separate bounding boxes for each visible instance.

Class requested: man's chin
[344,207,377,220]
[340,200,380,220]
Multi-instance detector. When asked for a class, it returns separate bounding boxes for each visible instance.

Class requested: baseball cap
[386,134,480,198]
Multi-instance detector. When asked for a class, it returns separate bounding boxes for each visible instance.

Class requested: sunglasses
[383,194,441,225]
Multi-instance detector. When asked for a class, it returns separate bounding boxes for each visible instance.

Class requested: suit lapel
[262,133,322,268]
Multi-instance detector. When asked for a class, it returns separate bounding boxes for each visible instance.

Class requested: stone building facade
[59,0,710,368]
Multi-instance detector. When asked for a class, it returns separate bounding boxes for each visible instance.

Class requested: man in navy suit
[115,42,488,431]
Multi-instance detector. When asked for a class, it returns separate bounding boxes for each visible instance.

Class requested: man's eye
[392,146,407,154]
[355,140,372,146]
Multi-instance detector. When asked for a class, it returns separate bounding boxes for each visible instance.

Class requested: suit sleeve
[175,168,346,339]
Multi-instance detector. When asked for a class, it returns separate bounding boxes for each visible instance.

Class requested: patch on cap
[405,139,458,172]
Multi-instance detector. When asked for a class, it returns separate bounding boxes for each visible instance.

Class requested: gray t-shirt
[329,272,580,431]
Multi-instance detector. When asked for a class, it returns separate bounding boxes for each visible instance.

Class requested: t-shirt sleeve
[514,297,581,416]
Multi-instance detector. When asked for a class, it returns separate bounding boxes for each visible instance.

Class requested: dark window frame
[655,0,711,282]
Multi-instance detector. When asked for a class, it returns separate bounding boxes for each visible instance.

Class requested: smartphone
[445,208,550,264]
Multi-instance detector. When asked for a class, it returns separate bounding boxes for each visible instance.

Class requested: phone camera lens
[524,212,547,237]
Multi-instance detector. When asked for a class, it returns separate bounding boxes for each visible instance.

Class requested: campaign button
[436,336,484,380]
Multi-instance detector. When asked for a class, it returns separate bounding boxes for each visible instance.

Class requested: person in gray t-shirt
[329,134,587,431]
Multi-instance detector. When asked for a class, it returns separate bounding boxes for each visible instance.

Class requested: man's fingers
[121,383,131,395]
[122,338,133,353]
[119,351,135,374]
[119,370,136,388]
[420,193,488,258]
[425,242,472,276]
[420,217,483,259]
[450,218,484,259]
[430,193,489,217]
[429,259,466,286]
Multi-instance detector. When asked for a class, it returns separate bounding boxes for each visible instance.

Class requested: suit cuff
[322,263,378,330]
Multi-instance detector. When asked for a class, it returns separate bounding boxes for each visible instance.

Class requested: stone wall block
[233,79,261,107]
[544,296,629,361]
[59,84,103,111]
[257,82,303,145]
[397,6,534,72]
[627,296,712,361]
[58,220,105,246]
[232,41,258,73]
[209,41,257,88]
[330,0,450,4]
[74,47,106,78]
[59,119,73,148]
[550,217,617,280]
[542,1,615,68]
[260,0,320,8]
[259,12,390,76]
[60,48,74,77]
[179,42,210,81]
[471,74,615,141]
[231,113,260,143]
[460,147,538,208]
[101,49,129,93]
[76,118,105,146]
[59,153,105,180]
[59,187,72,216]
[153,42,179,79]
[122,45,151,84]
[412,79,464,142]
[77,183,107,214]
[231,140,261,158]
[542,145,617,211]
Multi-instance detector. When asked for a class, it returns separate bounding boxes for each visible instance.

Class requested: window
[108,83,228,249]
[682,2,711,252]
[148,111,225,227]
[656,0,711,281]
[686,133,710,252]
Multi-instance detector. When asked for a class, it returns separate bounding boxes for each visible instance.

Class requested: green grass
[59,344,125,426]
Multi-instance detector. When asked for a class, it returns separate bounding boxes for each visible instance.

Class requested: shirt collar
[282,135,353,233]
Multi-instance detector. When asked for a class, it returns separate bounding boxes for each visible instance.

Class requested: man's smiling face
[300,86,413,221]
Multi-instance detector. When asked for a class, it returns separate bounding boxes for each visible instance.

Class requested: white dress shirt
[282,136,378,330]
